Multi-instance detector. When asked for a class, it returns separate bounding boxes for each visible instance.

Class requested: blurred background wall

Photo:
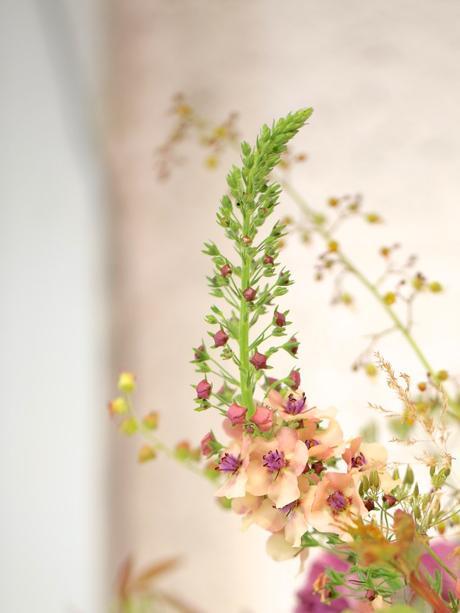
[2,1,460,612]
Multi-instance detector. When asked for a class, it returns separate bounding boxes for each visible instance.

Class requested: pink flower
[215,437,251,499]
[342,436,397,493]
[243,287,257,301]
[196,379,212,399]
[308,472,368,535]
[289,369,301,390]
[251,405,273,432]
[298,417,343,461]
[269,389,312,422]
[232,494,286,533]
[200,431,215,456]
[274,310,286,327]
[227,402,247,425]
[246,427,309,508]
[213,328,229,347]
[250,351,268,370]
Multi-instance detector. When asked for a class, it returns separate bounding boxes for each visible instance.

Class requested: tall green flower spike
[199,108,313,417]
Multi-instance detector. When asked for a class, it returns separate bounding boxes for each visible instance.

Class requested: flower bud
[194,344,208,361]
[289,369,301,390]
[250,351,268,370]
[227,402,247,425]
[138,445,156,463]
[364,498,375,511]
[142,411,159,430]
[274,310,286,327]
[365,589,377,602]
[200,431,216,456]
[382,494,397,508]
[109,397,128,415]
[213,329,229,347]
[243,287,257,301]
[251,406,273,432]
[119,417,138,436]
[263,254,274,265]
[118,372,135,393]
[196,379,212,399]
[220,264,232,277]
[286,336,299,356]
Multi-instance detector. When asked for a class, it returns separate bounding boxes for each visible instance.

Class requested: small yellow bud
[417,382,427,392]
[365,363,378,378]
[109,397,128,415]
[118,372,136,393]
[204,155,218,169]
[328,240,339,252]
[412,274,425,291]
[437,369,449,382]
[437,522,446,535]
[383,292,396,305]
[142,411,159,430]
[429,281,443,293]
[313,213,326,225]
[281,215,294,225]
[119,417,138,436]
[328,197,339,207]
[340,292,353,306]
[300,231,311,243]
[176,103,192,117]
[138,445,156,463]
[213,125,227,139]
[379,246,390,258]
[366,213,382,224]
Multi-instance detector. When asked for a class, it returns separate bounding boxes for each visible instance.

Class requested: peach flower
[246,427,309,508]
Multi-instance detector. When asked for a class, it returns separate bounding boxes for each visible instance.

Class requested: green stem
[239,244,255,416]
[281,179,459,420]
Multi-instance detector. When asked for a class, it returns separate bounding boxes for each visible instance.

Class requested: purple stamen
[305,438,319,449]
[351,452,367,469]
[285,393,306,415]
[218,452,241,473]
[326,490,350,514]
[263,449,286,472]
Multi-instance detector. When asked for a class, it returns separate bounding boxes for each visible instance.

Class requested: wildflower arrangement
[111,108,460,611]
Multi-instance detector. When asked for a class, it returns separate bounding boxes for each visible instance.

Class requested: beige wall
[108,2,460,611]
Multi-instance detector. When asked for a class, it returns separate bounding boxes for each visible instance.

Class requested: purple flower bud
[364,498,375,511]
[220,264,232,277]
[289,369,301,390]
[305,438,319,449]
[218,452,241,473]
[382,494,397,508]
[200,431,215,456]
[365,590,377,602]
[263,254,274,265]
[213,328,229,347]
[196,379,212,399]
[227,402,247,425]
[288,336,299,356]
[263,449,286,472]
[194,344,206,361]
[274,310,286,327]
[327,490,350,514]
[250,351,267,370]
[243,287,257,301]
[285,392,307,415]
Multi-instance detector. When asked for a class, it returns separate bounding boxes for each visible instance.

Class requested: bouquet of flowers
[110,107,460,612]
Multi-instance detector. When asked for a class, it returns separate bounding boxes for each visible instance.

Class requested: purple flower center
[285,393,306,415]
[305,438,319,449]
[263,449,286,472]
[326,490,350,514]
[351,452,367,469]
[218,453,241,473]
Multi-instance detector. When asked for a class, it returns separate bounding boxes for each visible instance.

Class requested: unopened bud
[196,379,212,399]
[243,287,257,301]
[138,445,156,463]
[118,372,136,393]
